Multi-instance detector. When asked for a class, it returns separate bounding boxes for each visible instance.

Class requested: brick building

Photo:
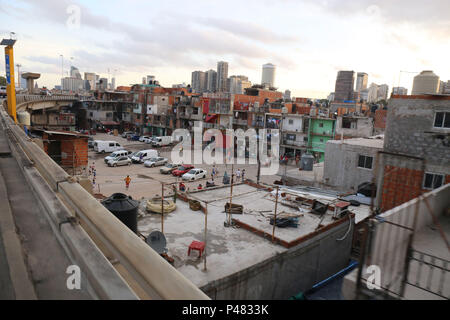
[376,95,450,212]
[40,130,89,173]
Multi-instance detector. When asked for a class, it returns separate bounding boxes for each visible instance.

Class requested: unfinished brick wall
[60,137,88,168]
[374,109,387,129]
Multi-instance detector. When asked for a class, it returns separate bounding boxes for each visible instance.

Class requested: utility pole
[227,163,234,226]
[15,63,21,88]
[1,35,17,123]
[256,129,261,184]
[161,182,164,234]
[272,185,279,243]
[141,87,147,135]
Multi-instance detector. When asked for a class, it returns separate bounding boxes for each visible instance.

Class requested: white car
[144,157,168,168]
[104,150,131,163]
[144,137,155,144]
[139,135,150,142]
[182,168,207,181]
[108,156,132,167]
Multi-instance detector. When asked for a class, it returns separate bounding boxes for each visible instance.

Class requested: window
[319,123,324,128]
[358,155,373,169]
[288,119,294,125]
[303,137,308,142]
[433,112,450,128]
[286,134,296,141]
[109,143,115,147]
[343,118,357,129]
[423,173,444,190]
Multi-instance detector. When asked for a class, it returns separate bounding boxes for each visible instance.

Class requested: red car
[172,165,194,177]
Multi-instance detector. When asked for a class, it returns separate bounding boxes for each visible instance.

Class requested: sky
[1,0,449,98]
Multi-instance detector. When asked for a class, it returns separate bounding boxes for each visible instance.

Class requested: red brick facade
[43,132,88,170]
[374,109,387,129]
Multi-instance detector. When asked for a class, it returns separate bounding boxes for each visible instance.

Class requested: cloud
[304,0,450,33]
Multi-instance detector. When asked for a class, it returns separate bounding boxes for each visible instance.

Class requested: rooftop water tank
[17,111,31,126]
[101,193,139,233]
[300,153,314,171]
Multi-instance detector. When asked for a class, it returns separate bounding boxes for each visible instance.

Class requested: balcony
[282,140,307,147]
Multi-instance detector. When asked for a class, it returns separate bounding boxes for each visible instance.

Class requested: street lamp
[16,63,21,88]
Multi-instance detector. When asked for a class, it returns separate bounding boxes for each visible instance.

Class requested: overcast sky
[1,0,449,98]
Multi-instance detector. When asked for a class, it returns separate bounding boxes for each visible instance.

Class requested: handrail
[0,108,209,300]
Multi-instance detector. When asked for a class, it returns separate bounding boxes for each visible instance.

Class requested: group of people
[89,162,97,187]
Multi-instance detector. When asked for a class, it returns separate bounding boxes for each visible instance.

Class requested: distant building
[284,90,291,101]
[206,69,217,92]
[392,86,408,95]
[327,92,335,102]
[261,63,276,87]
[355,72,368,92]
[439,80,450,94]
[111,77,116,90]
[360,88,369,102]
[98,77,108,90]
[411,70,440,95]
[84,72,96,90]
[147,75,156,84]
[216,61,229,92]
[142,77,147,85]
[334,71,355,102]
[61,77,84,92]
[191,71,207,93]
[377,84,389,101]
[367,83,378,103]
[228,75,249,94]
[70,66,82,79]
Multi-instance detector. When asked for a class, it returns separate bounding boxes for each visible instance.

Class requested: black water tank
[101,193,139,233]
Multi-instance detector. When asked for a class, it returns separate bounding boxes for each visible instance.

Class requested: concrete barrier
[0,108,209,300]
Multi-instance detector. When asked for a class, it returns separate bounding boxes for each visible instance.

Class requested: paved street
[88,133,292,199]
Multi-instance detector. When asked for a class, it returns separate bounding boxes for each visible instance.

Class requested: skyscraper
[261,63,276,87]
[70,66,82,79]
[216,61,228,92]
[206,69,217,92]
[377,84,389,101]
[411,70,440,95]
[191,71,207,93]
[334,71,355,102]
[392,87,408,95]
[84,72,96,90]
[355,72,368,92]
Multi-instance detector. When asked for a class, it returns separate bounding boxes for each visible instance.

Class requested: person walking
[241,169,245,182]
[236,168,241,181]
[124,175,131,190]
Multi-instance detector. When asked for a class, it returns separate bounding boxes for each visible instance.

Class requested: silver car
[144,157,168,168]
[108,156,132,167]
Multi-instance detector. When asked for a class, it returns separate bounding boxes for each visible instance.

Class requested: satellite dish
[146,230,167,254]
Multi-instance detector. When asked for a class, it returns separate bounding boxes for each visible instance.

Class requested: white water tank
[17,111,31,126]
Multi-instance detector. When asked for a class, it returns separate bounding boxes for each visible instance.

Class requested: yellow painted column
[4,45,17,123]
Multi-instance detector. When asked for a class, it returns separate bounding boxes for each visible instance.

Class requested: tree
[0,76,6,86]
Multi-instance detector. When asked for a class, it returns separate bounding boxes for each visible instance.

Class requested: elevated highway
[0,101,208,300]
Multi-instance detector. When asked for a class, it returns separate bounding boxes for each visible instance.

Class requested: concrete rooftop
[138,183,372,288]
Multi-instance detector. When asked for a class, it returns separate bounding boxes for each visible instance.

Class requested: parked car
[144,157,168,168]
[107,156,132,167]
[121,131,134,138]
[144,137,155,144]
[182,168,207,181]
[131,135,141,141]
[131,149,159,163]
[139,135,150,142]
[127,151,139,159]
[94,140,122,153]
[88,136,94,148]
[172,165,194,177]
[160,163,181,174]
[104,150,131,163]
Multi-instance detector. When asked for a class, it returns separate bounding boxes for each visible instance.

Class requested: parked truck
[151,136,172,147]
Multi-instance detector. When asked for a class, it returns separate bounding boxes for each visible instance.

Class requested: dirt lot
[88,133,290,200]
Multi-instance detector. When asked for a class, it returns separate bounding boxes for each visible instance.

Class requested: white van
[94,140,122,153]
[131,149,159,163]
[152,136,172,147]
[104,150,131,163]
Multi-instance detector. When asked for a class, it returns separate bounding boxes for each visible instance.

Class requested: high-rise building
[355,72,368,92]
[227,75,249,94]
[261,63,276,87]
[147,75,156,85]
[61,77,84,92]
[411,70,440,95]
[334,71,355,102]
[84,72,96,90]
[360,88,369,102]
[367,83,379,103]
[392,87,408,95]
[191,71,207,93]
[216,61,228,92]
[111,77,116,90]
[206,69,217,92]
[284,90,291,100]
[70,66,82,79]
[377,84,389,101]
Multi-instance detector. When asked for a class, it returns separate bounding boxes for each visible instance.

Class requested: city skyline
[1,0,449,98]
